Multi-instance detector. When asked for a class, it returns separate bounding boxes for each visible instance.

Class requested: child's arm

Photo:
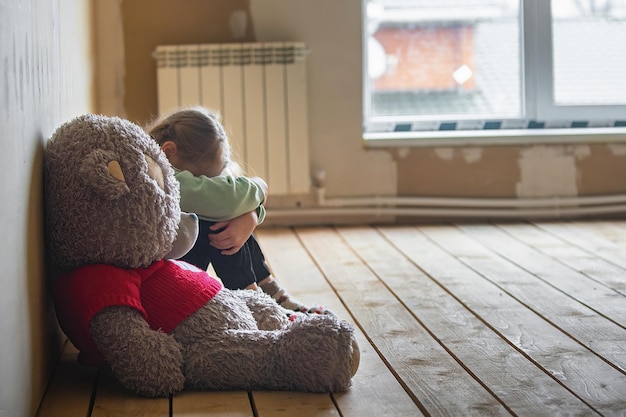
[175,170,266,221]
[207,177,268,254]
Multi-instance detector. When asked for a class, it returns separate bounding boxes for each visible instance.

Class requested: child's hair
[146,106,242,177]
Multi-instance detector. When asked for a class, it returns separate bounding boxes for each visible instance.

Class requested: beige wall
[395,144,626,197]
[0,1,95,416]
[96,0,626,224]
[97,0,253,124]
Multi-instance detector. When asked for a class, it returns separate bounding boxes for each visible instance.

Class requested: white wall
[0,1,94,416]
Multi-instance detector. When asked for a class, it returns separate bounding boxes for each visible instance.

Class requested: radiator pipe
[268,202,626,219]
[314,186,626,209]
[266,186,626,219]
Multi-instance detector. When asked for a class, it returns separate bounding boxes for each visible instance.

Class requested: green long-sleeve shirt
[174,169,266,223]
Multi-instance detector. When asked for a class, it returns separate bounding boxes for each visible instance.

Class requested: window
[363,0,626,140]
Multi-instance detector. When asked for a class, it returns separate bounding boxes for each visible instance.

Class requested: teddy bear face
[44,114,181,271]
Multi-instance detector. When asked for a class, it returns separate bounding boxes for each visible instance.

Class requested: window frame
[363,0,626,146]
[529,0,626,121]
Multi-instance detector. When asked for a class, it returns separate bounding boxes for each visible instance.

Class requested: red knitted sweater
[53,259,223,365]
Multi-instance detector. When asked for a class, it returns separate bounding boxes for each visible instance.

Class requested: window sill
[363,127,626,148]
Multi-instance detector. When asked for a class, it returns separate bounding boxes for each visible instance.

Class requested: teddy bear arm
[90,305,185,397]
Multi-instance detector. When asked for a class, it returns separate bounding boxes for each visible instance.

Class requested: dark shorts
[180,219,271,290]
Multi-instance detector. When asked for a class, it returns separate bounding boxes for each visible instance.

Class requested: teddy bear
[43,113,359,397]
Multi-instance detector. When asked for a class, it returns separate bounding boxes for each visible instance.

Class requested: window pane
[366,0,521,121]
[552,0,626,105]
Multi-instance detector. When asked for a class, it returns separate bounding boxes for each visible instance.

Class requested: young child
[147,106,327,314]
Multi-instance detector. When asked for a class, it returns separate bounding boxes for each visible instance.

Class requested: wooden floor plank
[572,220,626,245]
[339,226,596,417]
[253,391,340,417]
[256,228,424,417]
[495,222,626,296]
[172,391,253,416]
[452,223,626,372]
[293,227,511,417]
[493,222,626,324]
[536,221,626,271]
[35,342,96,417]
[90,370,169,417]
[380,225,626,415]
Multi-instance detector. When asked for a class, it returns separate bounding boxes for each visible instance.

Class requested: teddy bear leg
[271,314,359,392]
[172,290,260,347]
[231,288,290,330]
[181,314,359,392]
[181,329,280,391]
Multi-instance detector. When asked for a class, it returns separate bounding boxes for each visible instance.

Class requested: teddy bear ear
[144,154,165,190]
[79,149,130,199]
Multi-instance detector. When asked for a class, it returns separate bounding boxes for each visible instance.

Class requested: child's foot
[260,278,332,315]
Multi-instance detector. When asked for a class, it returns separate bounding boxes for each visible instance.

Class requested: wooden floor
[37,220,626,417]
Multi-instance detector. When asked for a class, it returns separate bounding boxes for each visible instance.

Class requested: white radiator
[154,42,311,196]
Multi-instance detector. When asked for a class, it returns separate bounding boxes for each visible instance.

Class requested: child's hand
[208,211,259,255]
